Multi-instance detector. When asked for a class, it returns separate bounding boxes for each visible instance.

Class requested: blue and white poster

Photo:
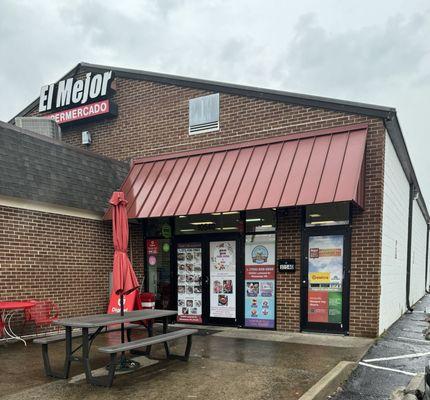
[244,234,276,329]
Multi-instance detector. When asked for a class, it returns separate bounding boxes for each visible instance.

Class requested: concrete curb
[390,373,425,400]
[298,361,356,400]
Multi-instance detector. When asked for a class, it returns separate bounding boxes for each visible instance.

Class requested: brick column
[276,207,302,332]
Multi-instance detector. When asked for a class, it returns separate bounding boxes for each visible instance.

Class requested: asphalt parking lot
[332,295,430,399]
[0,326,372,400]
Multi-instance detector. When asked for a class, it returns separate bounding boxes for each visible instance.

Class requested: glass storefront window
[174,212,241,235]
[305,203,350,227]
[245,209,276,233]
[145,218,172,238]
[146,238,172,309]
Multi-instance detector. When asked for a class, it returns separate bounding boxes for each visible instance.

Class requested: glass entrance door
[207,240,238,325]
[301,230,350,333]
[175,236,240,326]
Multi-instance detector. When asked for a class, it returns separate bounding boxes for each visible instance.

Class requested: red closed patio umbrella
[109,191,139,297]
[109,191,140,370]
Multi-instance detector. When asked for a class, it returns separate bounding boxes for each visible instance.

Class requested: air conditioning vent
[189,121,220,135]
[189,93,219,135]
[15,117,61,141]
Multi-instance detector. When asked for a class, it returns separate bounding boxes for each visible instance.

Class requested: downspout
[426,225,430,294]
[406,183,415,312]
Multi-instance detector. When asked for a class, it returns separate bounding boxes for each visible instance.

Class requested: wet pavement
[332,294,430,399]
[0,326,371,400]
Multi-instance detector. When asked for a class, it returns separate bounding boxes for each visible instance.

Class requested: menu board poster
[209,241,236,319]
[244,235,276,329]
[307,235,343,324]
[177,243,202,323]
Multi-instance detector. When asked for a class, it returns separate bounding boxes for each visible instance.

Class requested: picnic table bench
[33,309,189,386]
[98,329,197,387]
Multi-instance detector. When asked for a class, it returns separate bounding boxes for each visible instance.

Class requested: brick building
[4,62,430,337]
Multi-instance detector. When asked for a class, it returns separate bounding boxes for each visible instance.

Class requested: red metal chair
[24,300,59,335]
[140,292,156,310]
[135,292,155,329]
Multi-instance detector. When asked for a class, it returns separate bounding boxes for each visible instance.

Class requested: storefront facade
[140,205,351,332]
[10,62,430,337]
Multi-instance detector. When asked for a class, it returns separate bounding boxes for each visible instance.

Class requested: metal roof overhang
[104,124,368,220]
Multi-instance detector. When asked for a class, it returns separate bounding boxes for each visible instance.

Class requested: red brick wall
[276,208,302,332]
[0,205,144,334]
[25,69,386,337]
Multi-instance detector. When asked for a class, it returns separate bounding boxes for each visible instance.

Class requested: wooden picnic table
[36,309,177,386]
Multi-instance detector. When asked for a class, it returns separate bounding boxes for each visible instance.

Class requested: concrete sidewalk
[0,326,372,400]
[332,294,430,399]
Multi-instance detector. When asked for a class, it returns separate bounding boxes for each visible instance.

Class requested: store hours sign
[38,71,118,124]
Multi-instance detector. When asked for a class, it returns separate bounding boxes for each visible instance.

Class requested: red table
[0,301,36,346]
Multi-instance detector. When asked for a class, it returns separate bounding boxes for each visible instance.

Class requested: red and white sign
[245,265,275,280]
[107,289,141,314]
[146,240,159,255]
[44,99,112,125]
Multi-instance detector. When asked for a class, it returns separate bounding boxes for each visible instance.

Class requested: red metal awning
[105,124,367,220]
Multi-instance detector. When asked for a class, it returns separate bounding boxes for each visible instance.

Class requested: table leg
[82,327,91,381]
[163,317,169,355]
[2,311,27,345]
[163,317,168,334]
[145,320,153,355]
[0,310,5,341]
[82,327,116,387]
[41,326,72,378]
[129,319,153,356]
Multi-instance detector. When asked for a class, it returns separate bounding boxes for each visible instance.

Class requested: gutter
[406,183,416,312]
[426,225,430,293]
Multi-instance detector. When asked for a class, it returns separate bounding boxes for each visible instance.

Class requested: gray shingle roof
[0,121,128,214]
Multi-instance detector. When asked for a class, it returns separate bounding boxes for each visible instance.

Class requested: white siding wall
[379,133,409,334]
[409,201,428,305]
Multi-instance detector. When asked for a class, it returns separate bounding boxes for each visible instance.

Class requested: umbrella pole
[120,294,126,366]
[115,294,140,371]
[120,294,125,342]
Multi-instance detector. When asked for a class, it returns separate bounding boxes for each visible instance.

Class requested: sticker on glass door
[177,243,202,323]
[209,241,236,319]
[244,234,276,328]
[308,235,343,324]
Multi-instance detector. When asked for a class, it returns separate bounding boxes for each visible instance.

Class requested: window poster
[308,235,344,324]
[177,243,202,323]
[209,241,236,319]
[244,234,276,328]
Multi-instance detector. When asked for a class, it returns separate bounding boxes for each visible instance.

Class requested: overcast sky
[1,0,429,201]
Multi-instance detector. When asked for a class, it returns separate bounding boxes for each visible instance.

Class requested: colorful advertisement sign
[209,241,236,319]
[308,235,343,324]
[244,234,276,329]
[177,243,202,323]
